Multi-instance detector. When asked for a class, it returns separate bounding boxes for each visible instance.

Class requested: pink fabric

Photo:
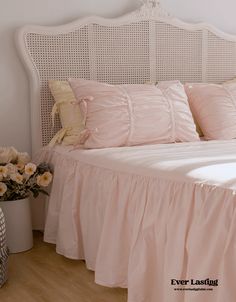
[68,78,199,148]
[185,82,236,140]
[37,141,236,302]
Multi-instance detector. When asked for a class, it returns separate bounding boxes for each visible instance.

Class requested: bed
[16,1,236,302]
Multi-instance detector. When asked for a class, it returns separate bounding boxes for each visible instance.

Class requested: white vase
[0,198,33,253]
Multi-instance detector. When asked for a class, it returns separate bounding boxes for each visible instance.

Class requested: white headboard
[16,1,236,154]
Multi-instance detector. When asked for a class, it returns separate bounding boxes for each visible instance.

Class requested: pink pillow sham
[185,82,236,140]
[69,78,199,148]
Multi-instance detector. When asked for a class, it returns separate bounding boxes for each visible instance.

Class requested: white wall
[1,0,236,155]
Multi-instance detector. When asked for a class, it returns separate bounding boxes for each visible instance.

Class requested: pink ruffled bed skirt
[37,142,236,302]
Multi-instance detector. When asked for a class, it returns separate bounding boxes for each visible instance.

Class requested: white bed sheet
[37,140,236,302]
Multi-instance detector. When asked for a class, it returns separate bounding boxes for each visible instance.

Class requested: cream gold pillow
[48,80,85,146]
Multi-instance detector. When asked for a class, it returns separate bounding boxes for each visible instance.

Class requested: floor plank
[0,232,127,302]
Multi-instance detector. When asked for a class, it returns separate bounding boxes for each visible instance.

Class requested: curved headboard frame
[16,2,236,154]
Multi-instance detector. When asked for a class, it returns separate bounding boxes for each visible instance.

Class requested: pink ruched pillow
[68,78,199,148]
[185,82,236,140]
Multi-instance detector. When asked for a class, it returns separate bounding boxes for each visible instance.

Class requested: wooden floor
[0,232,127,302]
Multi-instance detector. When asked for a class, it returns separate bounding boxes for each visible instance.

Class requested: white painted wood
[15,2,236,154]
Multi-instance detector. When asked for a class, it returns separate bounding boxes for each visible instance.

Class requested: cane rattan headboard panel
[16,1,236,154]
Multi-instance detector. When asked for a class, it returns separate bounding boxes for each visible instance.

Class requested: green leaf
[38,189,49,196]
[30,188,39,198]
